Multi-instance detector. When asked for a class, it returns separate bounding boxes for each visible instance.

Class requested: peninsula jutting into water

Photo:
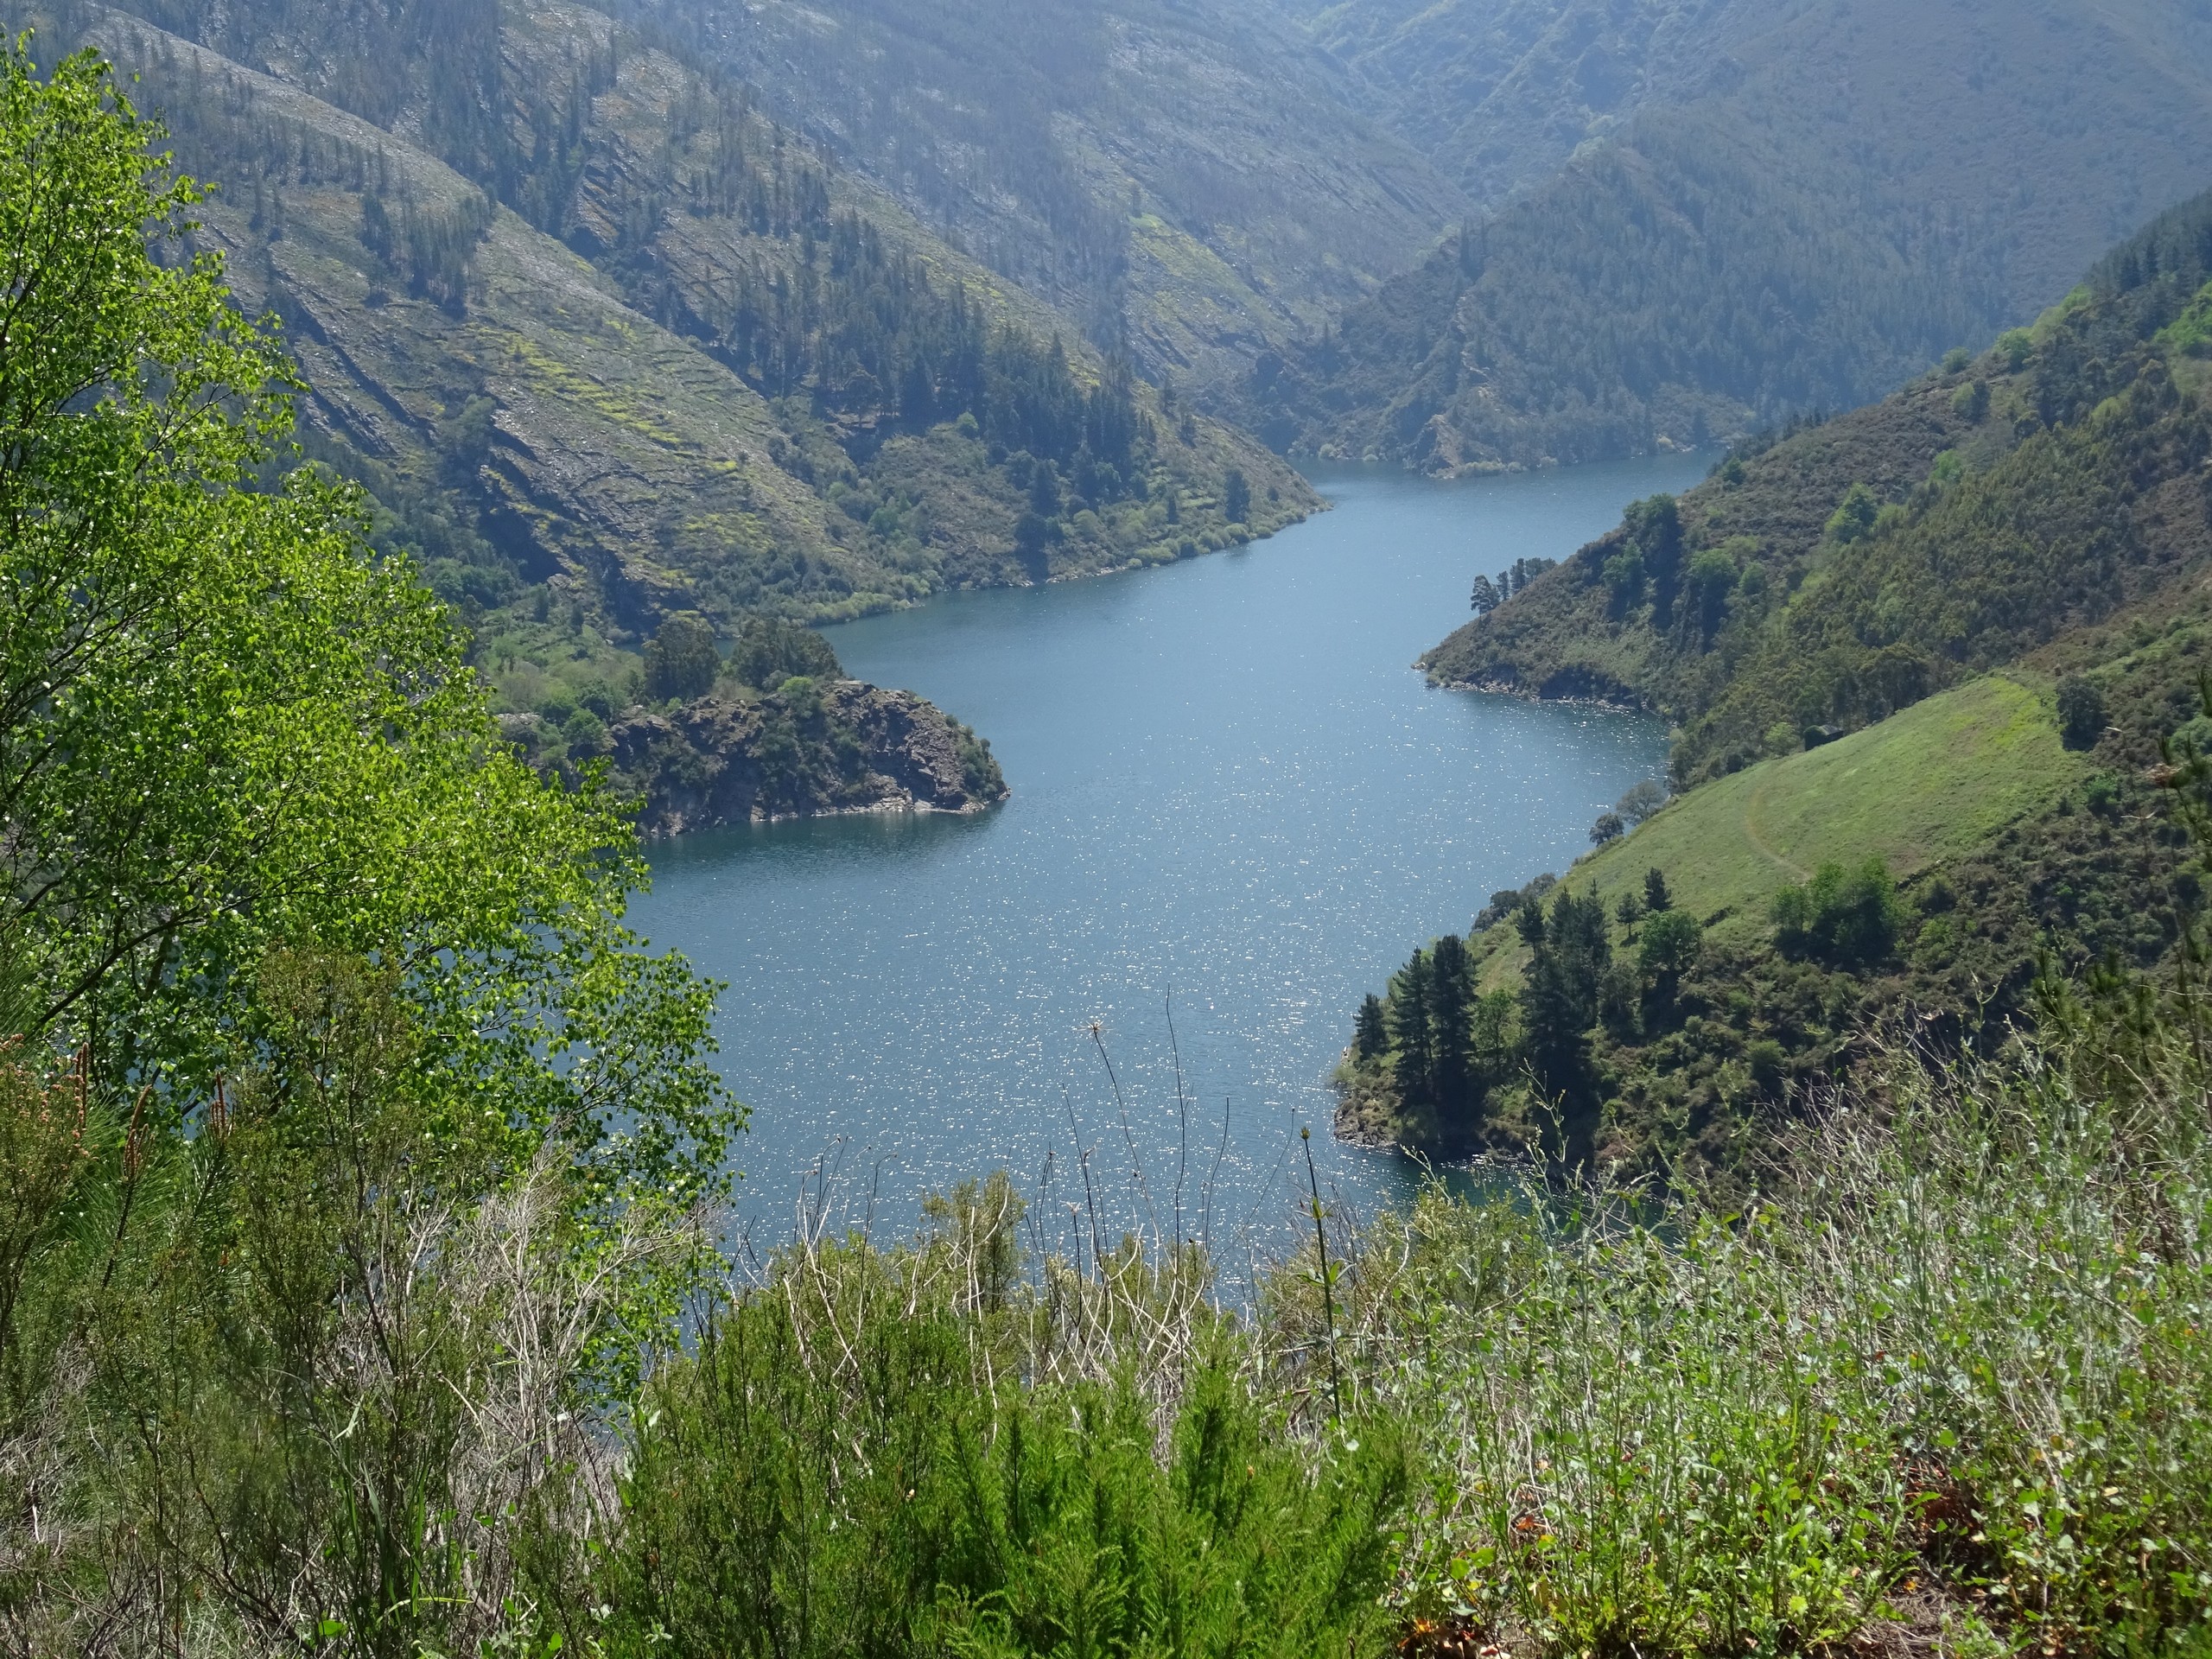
[631,456,1700,1252]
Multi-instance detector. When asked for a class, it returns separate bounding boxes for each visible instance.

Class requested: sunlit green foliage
[730,615,845,691]
[0,41,734,1210]
[645,614,722,703]
[1339,1041,2212,1656]
[1770,858,1905,968]
[606,1268,1409,1658]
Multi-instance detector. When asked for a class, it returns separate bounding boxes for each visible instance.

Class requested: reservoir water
[630,456,1707,1274]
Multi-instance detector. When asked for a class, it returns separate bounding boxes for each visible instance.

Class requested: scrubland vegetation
[6,18,2212,1659]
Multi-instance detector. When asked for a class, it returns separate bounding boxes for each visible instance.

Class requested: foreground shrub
[1317,1043,2212,1656]
[601,1196,1412,1659]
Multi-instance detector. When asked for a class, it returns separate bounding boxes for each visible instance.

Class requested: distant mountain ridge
[1287,0,1738,208]
[595,0,1471,401]
[1251,0,2212,472]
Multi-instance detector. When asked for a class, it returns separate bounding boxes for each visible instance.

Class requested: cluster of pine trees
[1353,871,1702,1175]
[706,218,1144,480]
[1468,555,1555,615]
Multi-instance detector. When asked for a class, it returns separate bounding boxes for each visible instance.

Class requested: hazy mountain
[599,0,1471,398]
[1286,0,1734,207]
[1255,0,2212,470]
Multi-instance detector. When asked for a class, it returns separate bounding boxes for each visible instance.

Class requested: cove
[630,455,1708,1272]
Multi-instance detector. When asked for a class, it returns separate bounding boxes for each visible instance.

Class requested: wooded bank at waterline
[3,29,2212,1659]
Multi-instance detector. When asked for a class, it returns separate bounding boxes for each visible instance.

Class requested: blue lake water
[630,456,1707,1274]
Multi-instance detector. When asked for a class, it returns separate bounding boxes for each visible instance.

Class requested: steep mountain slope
[35,0,1316,655]
[600,0,1469,398]
[4,0,1329,829]
[1339,185,2212,1184]
[1285,0,1734,207]
[1258,0,2212,471]
[1426,185,2212,779]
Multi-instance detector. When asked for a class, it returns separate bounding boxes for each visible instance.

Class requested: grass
[1478,674,2084,990]
[1332,1037,2212,1657]
[23,951,2212,1656]
[599,1189,1411,1659]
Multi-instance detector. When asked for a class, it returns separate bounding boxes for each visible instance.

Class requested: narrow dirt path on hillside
[1741,776,1809,881]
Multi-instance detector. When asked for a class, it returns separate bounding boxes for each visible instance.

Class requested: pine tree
[1428,933,1475,1122]
[1521,887,1610,1178]
[1388,950,1434,1108]
[1352,993,1388,1062]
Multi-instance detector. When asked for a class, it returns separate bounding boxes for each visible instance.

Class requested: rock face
[603,680,1007,839]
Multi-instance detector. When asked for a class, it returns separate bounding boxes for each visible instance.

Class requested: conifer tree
[1352,992,1388,1062]
[1388,950,1434,1108]
[1428,933,1475,1122]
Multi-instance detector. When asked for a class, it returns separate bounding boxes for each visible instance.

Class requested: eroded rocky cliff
[514,678,1009,837]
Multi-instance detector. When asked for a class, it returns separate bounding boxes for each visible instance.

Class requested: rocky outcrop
[601,680,1007,839]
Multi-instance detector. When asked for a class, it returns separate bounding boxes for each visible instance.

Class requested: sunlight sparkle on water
[628,456,1707,1275]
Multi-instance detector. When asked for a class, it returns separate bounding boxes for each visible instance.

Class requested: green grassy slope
[1255,0,2212,473]
[1556,674,2080,949]
[1341,654,2181,1185]
[1446,672,2084,1013]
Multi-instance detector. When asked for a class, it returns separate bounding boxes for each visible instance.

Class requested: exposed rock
[606,680,1007,839]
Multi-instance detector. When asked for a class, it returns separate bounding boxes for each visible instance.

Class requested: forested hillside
[1342,185,2212,1186]
[1281,0,1732,207]
[1255,0,2212,470]
[598,0,1469,399]
[89,0,2212,499]
[2,0,1314,756]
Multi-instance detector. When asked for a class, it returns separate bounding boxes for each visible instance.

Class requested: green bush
[2154,280,2212,357]
[562,704,610,756]
[1223,467,1251,523]
[733,616,844,691]
[1684,545,1738,639]
[1824,482,1881,545]
[2057,674,2108,751]
[645,614,721,702]
[614,1347,1407,1659]
[1770,856,1906,967]
[602,1230,1410,1659]
[1637,906,1701,980]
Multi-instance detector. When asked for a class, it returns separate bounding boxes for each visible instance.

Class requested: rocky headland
[506,678,1005,837]
[582,679,1007,838]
